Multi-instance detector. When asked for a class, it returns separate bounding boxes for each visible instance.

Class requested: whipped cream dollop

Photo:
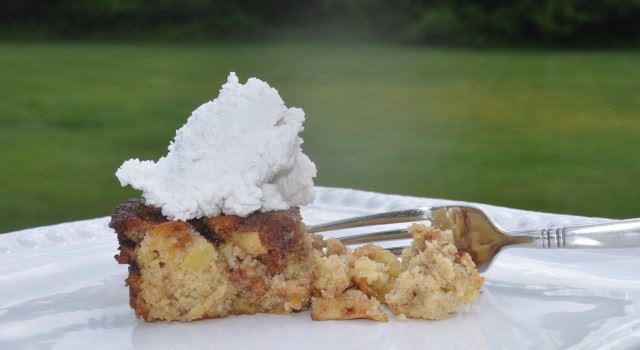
[116,72,317,220]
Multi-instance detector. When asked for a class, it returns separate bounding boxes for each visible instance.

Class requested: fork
[308,205,640,272]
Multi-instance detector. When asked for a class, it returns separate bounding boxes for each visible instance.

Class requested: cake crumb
[311,226,482,322]
[386,224,484,320]
[311,289,388,322]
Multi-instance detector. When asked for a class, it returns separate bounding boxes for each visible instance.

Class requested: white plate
[1,187,639,350]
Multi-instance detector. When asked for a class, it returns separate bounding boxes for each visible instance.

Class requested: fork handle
[520,219,640,248]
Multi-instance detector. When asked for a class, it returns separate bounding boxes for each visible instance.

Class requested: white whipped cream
[116,72,316,220]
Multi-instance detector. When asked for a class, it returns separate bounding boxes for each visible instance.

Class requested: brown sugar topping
[110,198,307,277]
[203,208,305,275]
[189,217,225,245]
[194,211,304,258]
[109,198,167,236]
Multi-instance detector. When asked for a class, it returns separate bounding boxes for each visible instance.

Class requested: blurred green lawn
[1,42,639,233]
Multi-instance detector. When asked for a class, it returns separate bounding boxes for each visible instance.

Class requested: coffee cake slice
[110,199,321,322]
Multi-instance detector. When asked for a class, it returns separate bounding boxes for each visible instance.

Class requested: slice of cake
[110,199,321,322]
[110,72,320,322]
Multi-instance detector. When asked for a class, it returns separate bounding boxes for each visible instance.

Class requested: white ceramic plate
[1,187,639,350]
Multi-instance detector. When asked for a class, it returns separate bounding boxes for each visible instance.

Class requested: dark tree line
[1,0,639,45]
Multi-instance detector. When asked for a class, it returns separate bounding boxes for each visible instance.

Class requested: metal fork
[308,205,640,272]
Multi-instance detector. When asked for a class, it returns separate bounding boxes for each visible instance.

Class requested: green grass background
[1,42,639,233]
